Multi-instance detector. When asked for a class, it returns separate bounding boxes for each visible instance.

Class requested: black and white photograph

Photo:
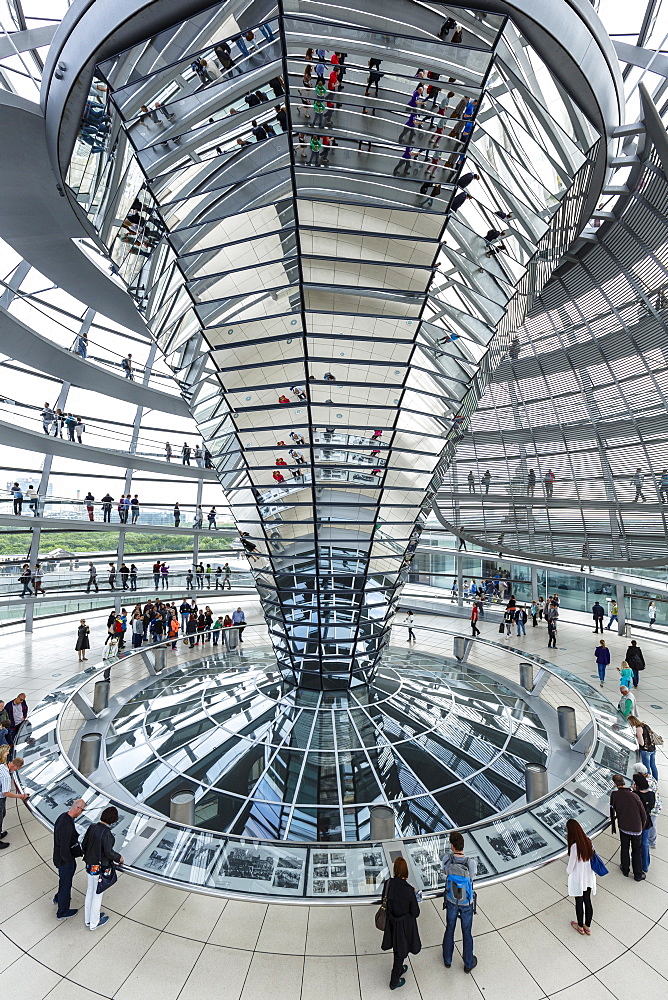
[210,843,306,896]
[327,879,349,893]
[273,868,300,889]
[473,815,563,872]
[363,851,383,868]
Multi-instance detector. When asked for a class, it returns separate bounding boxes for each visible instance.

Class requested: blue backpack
[443,855,474,906]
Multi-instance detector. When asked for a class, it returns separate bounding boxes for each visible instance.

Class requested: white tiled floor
[1,605,667,999]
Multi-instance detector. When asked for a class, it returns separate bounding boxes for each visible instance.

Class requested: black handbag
[97,865,118,894]
[89,823,120,894]
[375,880,389,931]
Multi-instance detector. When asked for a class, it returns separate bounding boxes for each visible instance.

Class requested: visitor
[160,563,169,589]
[470,603,480,637]
[565,818,596,935]
[165,442,172,462]
[130,564,137,591]
[119,563,129,591]
[648,601,657,627]
[85,562,98,593]
[441,831,477,972]
[101,493,113,522]
[0,757,29,849]
[632,773,655,874]
[75,620,90,662]
[173,502,181,527]
[633,468,646,502]
[404,610,416,641]
[503,607,514,636]
[82,805,124,929]
[52,797,86,919]
[12,483,23,515]
[131,612,144,648]
[232,607,246,641]
[380,856,421,990]
[5,694,28,744]
[594,640,610,687]
[547,616,557,648]
[632,763,661,848]
[515,605,527,636]
[84,491,95,521]
[606,600,619,630]
[618,685,636,720]
[628,714,660,779]
[591,600,604,633]
[208,506,217,529]
[610,773,645,880]
[212,616,224,645]
[625,639,645,688]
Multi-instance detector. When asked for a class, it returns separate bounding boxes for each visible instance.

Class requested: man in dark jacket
[592,601,605,633]
[625,640,645,688]
[610,774,646,880]
[52,798,85,918]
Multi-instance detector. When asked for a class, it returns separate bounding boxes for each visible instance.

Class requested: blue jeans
[516,622,525,635]
[606,615,618,629]
[443,899,474,969]
[642,828,651,872]
[641,749,658,780]
[56,861,76,917]
[597,662,606,683]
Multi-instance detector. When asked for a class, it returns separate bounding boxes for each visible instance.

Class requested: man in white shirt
[0,757,29,849]
[404,611,416,641]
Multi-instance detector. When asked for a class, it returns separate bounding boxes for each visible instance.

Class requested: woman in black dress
[75,619,90,662]
[381,856,421,990]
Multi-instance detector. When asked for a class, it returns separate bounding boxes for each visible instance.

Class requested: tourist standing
[75,620,90,662]
[52,798,85,919]
[380,856,421,991]
[591,601,604,633]
[610,773,645,880]
[625,640,645,688]
[565,818,596,935]
[0,757,29,849]
[82,806,124,930]
[441,831,477,972]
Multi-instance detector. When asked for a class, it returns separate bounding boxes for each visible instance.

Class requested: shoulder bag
[94,825,119,895]
[590,851,608,877]
[375,879,390,931]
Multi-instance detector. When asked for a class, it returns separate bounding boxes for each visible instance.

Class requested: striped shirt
[0,763,11,797]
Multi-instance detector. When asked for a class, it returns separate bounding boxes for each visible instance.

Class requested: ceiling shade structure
[43,0,621,686]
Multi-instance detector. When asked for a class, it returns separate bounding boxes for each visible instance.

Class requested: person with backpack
[380,855,421,991]
[441,831,477,973]
[632,762,661,848]
[625,639,645,688]
[628,714,661,779]
[121,354,134,380]
[565,818,597,935]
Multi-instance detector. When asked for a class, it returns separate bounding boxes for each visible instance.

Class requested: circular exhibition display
[16,630,635,903]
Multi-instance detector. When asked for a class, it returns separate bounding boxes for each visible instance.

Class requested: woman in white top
[566,818,596,935]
